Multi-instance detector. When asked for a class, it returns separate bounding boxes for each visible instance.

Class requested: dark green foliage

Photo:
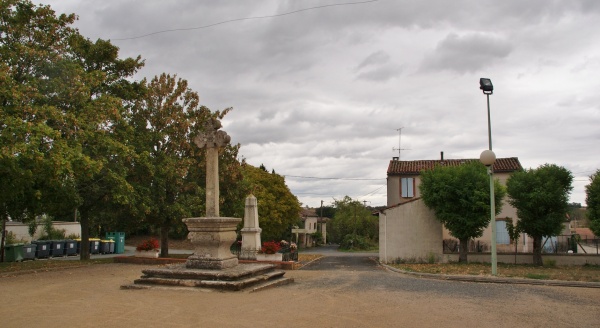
[328,196,378,244]
[586,170,600,236]
[339,233,376,250]
[419,162,505,262]
[241,164,301,242]
[506,164,573,266]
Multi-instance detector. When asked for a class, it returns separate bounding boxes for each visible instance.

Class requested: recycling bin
[49,240,65,257]
[64,240,77,256]
[107,239,115,254]
[3,243,24,262]
[32,240,50,259]
[22,244,36,260]
[99,240,111,254]
[89,238,100,254]
[106,232,125,254]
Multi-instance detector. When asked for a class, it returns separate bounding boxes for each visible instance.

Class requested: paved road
[3,245,599,327]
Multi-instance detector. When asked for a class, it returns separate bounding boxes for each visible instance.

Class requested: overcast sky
[35,0,600,208]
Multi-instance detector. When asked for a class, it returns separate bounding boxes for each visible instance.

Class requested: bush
[339,233,376,250]
[4,231,28,244]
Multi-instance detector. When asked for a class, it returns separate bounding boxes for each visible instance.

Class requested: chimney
[440,151,444,161]
[393,157,399,161]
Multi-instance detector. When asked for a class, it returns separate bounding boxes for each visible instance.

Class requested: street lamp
[479,77,497,276]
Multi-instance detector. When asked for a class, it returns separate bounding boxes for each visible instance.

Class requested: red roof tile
[387,157,522,175]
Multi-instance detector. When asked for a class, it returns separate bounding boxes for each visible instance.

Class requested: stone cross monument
[183,118,241,270]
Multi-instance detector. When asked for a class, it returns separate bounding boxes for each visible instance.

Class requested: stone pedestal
[240,195,261,260]
[183,217,241,270]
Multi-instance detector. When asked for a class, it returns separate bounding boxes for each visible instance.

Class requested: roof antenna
[392,127,410,160]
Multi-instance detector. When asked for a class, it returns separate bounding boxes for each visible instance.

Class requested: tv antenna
[392,127,410,160]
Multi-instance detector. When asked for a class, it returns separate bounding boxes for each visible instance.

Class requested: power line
[113,0,379,41]
[284,174,385,181]
[360,184,386,198]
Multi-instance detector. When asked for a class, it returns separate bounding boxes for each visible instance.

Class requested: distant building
[292,208,329,247]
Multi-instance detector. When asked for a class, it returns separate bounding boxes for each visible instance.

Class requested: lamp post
[479,78,497,276]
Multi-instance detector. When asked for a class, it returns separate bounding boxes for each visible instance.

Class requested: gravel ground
[1,254,598,327]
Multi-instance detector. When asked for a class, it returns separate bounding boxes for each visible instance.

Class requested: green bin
[106,232,125,254]
[4,243,24,262]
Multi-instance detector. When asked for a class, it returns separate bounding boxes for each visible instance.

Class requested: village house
[292,207,328,247]
[379,153,529,263]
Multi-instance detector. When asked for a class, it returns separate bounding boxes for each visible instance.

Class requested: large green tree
[128,73,212,256]
[585,169,600,237]
[420,162,505,262]
[506,164,573,266]
[0,0,143,259]
[241,164,300,242]
[330,196,377,249]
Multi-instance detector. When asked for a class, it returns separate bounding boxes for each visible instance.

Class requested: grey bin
[99,240,111,254]
[89,239,100,254]
[32,241,50,259]
[22,244,36,261]
[49,240,66,257]
[64,240,78,256]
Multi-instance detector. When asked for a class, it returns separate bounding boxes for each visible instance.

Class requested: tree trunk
[79,212,90,260]
[532,236,543,266]
[160,223,169,258]
[458,238,469,263]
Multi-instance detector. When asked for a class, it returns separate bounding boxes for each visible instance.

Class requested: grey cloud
[420,33,513,74]
[355,51,401,82]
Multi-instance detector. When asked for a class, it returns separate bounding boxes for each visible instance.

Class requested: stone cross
[193,117,231,217]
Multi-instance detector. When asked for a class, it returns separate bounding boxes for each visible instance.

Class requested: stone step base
[121,263,293,292]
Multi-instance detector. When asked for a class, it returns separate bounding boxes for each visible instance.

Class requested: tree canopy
[0,0,301,259]
[329,196,378,250]
[585,169,600,237]
[0,0,144,259]
[240,164,300,242]
[420,162,505,262]
[506,164,573,266]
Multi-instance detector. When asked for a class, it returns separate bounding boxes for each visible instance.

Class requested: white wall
[4,221,81,243]
[379,199,443,263]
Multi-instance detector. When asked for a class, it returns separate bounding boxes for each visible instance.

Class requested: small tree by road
[420,162,505,262]
[586,169,600,237]
[506,164,573,266]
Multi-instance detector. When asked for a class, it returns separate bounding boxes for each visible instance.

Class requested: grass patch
[389,262,600,282]
[525,273,550,280]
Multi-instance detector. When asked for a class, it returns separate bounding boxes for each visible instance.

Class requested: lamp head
[479,149,496,166]
[480,78,493,95]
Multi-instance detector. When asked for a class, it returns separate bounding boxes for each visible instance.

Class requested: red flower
[260,241,281,254]
[136,238,159,251]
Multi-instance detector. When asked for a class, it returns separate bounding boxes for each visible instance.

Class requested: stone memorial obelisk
[240,194,261,260]
[183,118,241,270]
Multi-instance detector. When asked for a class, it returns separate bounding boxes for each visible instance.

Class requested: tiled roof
[300,208,330,222]
[387,157,522,175]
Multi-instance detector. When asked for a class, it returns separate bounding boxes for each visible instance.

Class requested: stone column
[194,117,230,217]
[205,147,219,217]
[240,194,261,260]
[184,117,241,270]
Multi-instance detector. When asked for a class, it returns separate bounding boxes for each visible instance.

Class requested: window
[496,221,510,245]
[401,178,414,198]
